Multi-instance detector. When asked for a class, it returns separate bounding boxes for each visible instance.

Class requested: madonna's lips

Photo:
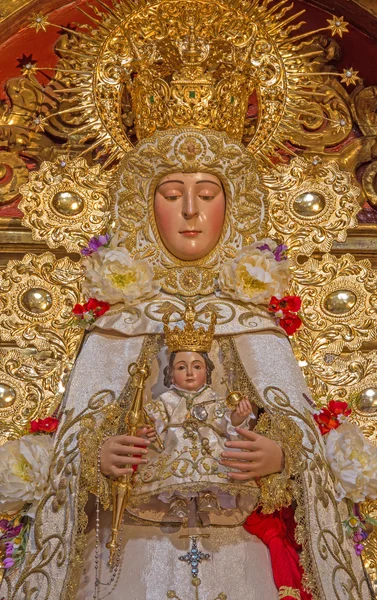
[179,230,201,237]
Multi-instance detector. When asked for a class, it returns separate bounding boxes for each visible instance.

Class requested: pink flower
[3,557,15,568]
[354,543,364,556]
[80,234,110,256]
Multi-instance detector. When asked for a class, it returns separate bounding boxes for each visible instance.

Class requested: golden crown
[125,6,256,142]
[163,303,217,353]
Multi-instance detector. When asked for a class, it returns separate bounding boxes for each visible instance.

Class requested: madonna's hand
[220,427,284,481]
[100,432,150,477]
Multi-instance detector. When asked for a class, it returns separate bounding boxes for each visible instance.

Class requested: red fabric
[244,507,312,600]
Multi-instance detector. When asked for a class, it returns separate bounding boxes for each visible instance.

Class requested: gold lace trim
[79,403,122,510]
[254,412,303,514]
[217,336,264,408]
[278,587,301,599]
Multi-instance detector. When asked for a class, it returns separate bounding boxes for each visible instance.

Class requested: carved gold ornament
[0,252,83,352]
[290,253,377,402]
[19,156,112,253]
[0,253,84,442]
[0,151,29,206]
[264,158,361,256]
[112,129,267,296]
[27,0,354,166]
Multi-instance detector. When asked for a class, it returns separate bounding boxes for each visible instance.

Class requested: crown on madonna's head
[126,14,256,142]
[163,303,217,353]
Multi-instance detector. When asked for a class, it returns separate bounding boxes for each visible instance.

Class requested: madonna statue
[1,1,374,600]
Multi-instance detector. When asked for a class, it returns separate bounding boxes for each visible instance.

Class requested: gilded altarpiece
[1,0,377,594]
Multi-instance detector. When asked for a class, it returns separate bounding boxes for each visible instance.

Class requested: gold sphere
[0,163,6,180]
[52,191,84,216]
[293,192,326,217]
[21,287,53,314]
[357,388,377,413]
[0,383,16,408]
[323,290,357,315]
[225,390,243,410]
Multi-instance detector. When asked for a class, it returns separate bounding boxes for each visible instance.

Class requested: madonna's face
[154,172,226,261]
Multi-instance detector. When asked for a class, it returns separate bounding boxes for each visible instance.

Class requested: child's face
[172,352,207,391]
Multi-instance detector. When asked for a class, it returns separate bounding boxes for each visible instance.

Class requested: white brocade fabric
[77,510,279,600]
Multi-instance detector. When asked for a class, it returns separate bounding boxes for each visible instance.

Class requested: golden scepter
[106,360,152,566]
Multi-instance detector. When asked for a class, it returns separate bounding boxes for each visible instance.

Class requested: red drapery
[244,506,313,600]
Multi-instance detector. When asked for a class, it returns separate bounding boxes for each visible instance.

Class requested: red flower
[86,298,110,317]
[313,401,351,435]
[327,400,352,418]
[279,312,302,335]
[30,417,59,434]
[268,296,302,314]
[72,302,87,316]
[72,298,110,320]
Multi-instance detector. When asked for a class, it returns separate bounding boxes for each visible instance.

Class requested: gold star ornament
[341,68,361,86]
[21,62,39,78]
[29,13,49,33]
[327,15,349,38]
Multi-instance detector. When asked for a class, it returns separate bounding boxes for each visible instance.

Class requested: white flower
[82,235,160,305]
[325,422,377,503]
[0,434,53,515]
[218,238,290,304]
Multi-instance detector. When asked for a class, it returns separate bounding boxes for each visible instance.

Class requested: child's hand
[230,397,252,427]
[137,425,157,443]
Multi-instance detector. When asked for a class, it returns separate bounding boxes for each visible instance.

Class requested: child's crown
[163,303,216,353]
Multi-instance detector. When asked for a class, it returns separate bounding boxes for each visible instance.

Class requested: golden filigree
[113,129,267,296]
[278,588,300,600]
[0,152,29,206]
[264,157,361,256]
[0,252,83,353]
[361,500,377,577]
[26,0,354,165]
[0,253,84,441]
[254,412,304,514]
[290,253,377,403]
[291,253,377,339]
[20,156,112,253]
[0,75,60,206]
[283,79,353,152]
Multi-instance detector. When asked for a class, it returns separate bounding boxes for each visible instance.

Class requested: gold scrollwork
[264,158,361,256]
[0,253,84,441]
[0,252,83,353]
[290,253,377,403]
[20,156,110,252]
[20,156,112,253]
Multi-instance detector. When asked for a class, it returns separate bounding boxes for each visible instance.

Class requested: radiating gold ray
[52,87,92,95]
[260,0,291,20]
[76,7,112,31]
[270,137,298,157]
[268,10,306,35]
[280,27,329,47]
[94,0,119,19]
[285,106,343,125]
[43,104,96,121]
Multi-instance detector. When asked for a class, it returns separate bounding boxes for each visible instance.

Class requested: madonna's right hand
[100,433,150,477]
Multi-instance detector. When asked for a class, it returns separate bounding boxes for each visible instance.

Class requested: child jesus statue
[128,304,260,526]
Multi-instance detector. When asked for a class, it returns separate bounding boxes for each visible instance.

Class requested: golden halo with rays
[29,0,354,168]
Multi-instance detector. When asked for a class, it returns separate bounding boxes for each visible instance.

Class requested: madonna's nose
[182,190,199,219]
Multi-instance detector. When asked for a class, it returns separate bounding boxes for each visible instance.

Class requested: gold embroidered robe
[128,386,259,524]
